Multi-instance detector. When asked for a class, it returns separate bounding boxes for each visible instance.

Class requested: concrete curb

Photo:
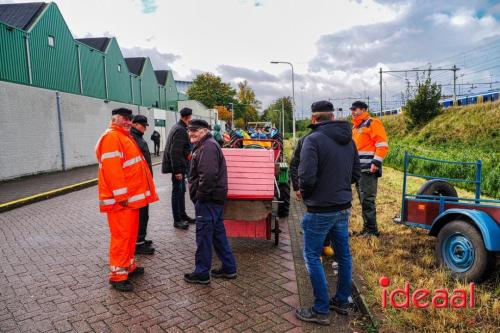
[0,162,162,213]
[352,273,379,332]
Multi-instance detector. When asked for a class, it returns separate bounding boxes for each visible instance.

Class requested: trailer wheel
[436,220,496,282]
[417,179,458,199]
[278,182,290,217]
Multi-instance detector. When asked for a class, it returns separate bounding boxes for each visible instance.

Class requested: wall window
[48,35,55,47]
[117,64,121,72]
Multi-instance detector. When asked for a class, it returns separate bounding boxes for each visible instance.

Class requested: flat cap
[132,114,149,126]
[180,107,193,117]
[350,101,368,110]
[188,119,210,130]
[112,108,133,118]
[311,100,334,112]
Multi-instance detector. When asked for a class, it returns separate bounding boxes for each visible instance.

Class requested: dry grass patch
[350,167,500,333]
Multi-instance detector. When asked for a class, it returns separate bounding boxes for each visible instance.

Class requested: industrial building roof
[0,2,46,30]
[154,70,168,85]
[125,57,146,76]
[76,37,111,52]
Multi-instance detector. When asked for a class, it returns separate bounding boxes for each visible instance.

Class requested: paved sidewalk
[0,156,163,205]
[0,165,303,333]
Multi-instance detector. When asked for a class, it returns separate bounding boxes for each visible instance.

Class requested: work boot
[182,215,196,224]
[109,280,134,292]
[295,307,330,325]
[184,272,210,285]
[329,298,350,315]
[174,220,189,229]
[211,268,237,279]
[135,243,155,255]
[351,229,380,237]
[128,267,145,278]
[144,239,153,246]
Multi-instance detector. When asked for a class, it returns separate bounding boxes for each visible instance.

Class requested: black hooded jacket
[298,121,361,213]
[162,120,190,174]
[130,127,153,174]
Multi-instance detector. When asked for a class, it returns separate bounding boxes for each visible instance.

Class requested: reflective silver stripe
[101,151,123,161]
[375,142,388,147]
[374,155,384,162]
[360,159,373,164]
[145,191,151,196]
[358,151,374,155]
[128,193,146,203]
[99,163,102,169]
[110,266,128,274]
[123,156,142,168]
[361,168,371,172]
[99,198,116,206]
[113,187,128,196]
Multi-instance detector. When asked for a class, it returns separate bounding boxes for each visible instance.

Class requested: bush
[405,76,441,128]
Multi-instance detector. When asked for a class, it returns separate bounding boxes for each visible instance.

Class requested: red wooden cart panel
[222,148,275,200]
[224,217,272,240]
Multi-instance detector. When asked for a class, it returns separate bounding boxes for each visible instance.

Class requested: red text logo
[379,276,475,309]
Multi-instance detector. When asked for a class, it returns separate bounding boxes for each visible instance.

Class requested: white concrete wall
[0,81,213,181]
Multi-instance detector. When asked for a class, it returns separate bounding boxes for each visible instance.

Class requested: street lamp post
[271,61,295,142]
[228,102,234,130]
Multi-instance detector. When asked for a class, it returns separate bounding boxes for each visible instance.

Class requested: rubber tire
[277,182,291,218]
[436,219,496,282]
[417,179,458,199]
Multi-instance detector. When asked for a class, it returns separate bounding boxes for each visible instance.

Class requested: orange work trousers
[107,208,139,282]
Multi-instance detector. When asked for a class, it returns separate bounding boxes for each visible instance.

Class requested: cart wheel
[417,179,458,200]
[273,217,281,246]
[436,219,496,282]
[278,182,290,218]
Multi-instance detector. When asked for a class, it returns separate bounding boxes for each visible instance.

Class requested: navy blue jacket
[299,121,361,213]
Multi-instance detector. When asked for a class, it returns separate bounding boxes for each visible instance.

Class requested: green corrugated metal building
[0,2,181,111]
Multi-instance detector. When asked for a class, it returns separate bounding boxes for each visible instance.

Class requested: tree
[187,73,236,108]
[261,97,293,132]
[235,80,260,123]
[405,75,442,128]
[215,105,232,123]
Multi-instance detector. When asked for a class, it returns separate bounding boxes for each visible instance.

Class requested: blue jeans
[194,202,237,275]
[302,209,352,314]
[171,174,187,222]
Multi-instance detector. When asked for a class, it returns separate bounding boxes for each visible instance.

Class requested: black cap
[132,114,149,126]
[180,107,193,117]
[111,108,133,118]
[188,119,210,130]
[311,100,334,112]
[350,101,368,110]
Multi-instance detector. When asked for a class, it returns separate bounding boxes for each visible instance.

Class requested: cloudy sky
[3,0,500,115]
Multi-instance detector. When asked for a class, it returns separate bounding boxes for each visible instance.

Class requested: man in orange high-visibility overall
[95,108,159,292]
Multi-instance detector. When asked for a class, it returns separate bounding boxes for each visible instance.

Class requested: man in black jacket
[162,108,195,229]
[131,115,155,254]
[295,101,361,325]
[150,130,161,156]
[184,119,236,285]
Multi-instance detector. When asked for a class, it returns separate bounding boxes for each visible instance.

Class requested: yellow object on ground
[323,246,334,256]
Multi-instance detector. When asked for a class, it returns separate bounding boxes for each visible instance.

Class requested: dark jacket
[162,120,190,174]
[150,130,160,143]
[130,127,153,174]
[289,125,313,192]
[188,133,228,205]
[299,121,361,213]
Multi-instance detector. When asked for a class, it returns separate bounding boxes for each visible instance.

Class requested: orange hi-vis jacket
[95,125,159,212]
[352,112,389,172]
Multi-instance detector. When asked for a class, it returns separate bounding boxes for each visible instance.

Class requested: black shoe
[352,230,379,237]
[329,298,349,315]
[211,268,237,279]
[135,243,155,255]
[144,239,153,246]
[109,279,134,292]
[295,307,330,325]
[174,220,189,229]
[128,267,145,278]
[182,215,196,224]
[184,272,210,285]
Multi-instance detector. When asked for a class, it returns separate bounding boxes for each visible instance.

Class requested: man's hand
[118,200,128,207]
[175,173,183,181]
[295,190,302,201]
[370,164,379,173]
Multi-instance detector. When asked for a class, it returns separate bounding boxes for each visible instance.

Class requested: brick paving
[0,165,303,332]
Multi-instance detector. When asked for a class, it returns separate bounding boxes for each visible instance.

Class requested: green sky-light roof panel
[0,23,29,84]
[165,70,179,111]
[28,3,79,94]
[140,58,160,108]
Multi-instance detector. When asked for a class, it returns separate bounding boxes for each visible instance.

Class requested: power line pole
[379,67,383,113]
[453,64,458,105]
